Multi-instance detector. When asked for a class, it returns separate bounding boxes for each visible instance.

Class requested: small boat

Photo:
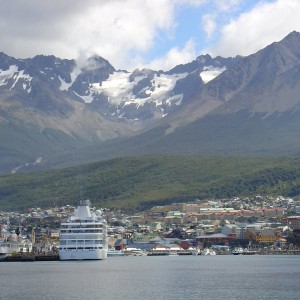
[107,249,125,256]
[125,248,147,256]
[0,223,33,256]
[202,248,217,256]
[242,250,258,255]
[0,238,32,255]
[232,247,244,255]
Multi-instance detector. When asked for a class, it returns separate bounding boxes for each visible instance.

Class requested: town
[1,194,300,259]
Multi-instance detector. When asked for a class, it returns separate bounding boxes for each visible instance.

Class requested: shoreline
[1,250,300,262]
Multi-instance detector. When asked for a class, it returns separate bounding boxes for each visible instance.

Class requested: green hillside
[1,155,300,211]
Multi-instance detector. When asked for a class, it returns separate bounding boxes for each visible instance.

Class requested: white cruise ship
[59,200,108,260]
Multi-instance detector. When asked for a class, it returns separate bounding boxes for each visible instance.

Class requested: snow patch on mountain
[10,70,32,90]
[146,73,187,97]
[73,91,94,104]
[200,66,226,83]
[0,65,19,86]
[0,65,32,93]
[91,71,187,106]
[80,91,94,104]
[91,71,139,105]
[23,83,32,93]
[58,76,70,90]
[59,66,81,91]
[11,157,43,174]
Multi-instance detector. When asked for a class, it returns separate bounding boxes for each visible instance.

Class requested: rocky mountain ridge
[1,31,300,173]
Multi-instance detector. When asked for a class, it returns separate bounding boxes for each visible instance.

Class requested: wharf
[260,250,300,255]
[3,254,59,262]
[178,251,193,255]
[147,252,169,256]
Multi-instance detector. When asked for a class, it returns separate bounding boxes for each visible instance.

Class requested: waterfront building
[244,228,281,244]
[195,233,229,246]
[282,216,300,229]
[221,224,243,238]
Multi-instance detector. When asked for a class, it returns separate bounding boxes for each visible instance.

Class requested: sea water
[1,255,300,300]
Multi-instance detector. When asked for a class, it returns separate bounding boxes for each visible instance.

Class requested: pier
[3,254,59,262]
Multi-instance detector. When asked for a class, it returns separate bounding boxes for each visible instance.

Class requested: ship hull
[59,249,107,260]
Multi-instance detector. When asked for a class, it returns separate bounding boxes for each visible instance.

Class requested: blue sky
[0,0,299,70]
[146,1,254,60]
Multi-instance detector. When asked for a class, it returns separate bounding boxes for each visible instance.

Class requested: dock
[3,254,59,262]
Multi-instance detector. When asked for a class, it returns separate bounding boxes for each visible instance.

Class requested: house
[221,224,250,239]
[221,224,241,238]
[149,243,170,255]
[150,222,163,232]
[244,229,281,243]
[164,227,189,239]
[282,216,300,229]
[148,243,188,255]
[195,233,229,246]
[114,239,127,250]
[164,211,184,225]
[184,204,201,213]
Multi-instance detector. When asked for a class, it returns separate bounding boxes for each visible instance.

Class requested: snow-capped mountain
[2,31,300,173]
[0,51,235,172]
[0,52,234,124]
[66,54,235,122]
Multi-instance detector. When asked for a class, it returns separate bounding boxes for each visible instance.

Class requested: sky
[0,0,300,71]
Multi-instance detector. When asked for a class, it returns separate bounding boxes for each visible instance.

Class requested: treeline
[1,155,300,211]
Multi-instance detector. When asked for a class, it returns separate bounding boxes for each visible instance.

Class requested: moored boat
[107,248,125,256]
[201,248,217,256]
[0,235,32,256]
[124,247,147,256]
[58,200,108,260]
[232,247,244,255]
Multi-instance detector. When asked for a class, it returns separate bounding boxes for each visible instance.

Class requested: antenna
[80,199,91,206]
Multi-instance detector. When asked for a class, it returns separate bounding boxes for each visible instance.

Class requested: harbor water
[1,255,300,300]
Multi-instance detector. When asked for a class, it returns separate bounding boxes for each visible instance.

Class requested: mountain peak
[196,54,212,63]
[274,30,300,50]
[84,55,114,71]
[285,30,300,39]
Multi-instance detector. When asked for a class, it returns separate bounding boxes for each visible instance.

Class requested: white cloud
[65,0,176,68]
[202,14,216,38]
[174,0,207,5]
[210,0,300,57]
[1,0,299,71]
[214,0,241,12]
[145,39,197,71]
[0,0,176,69]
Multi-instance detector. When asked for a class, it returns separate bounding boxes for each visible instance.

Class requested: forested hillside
[1,155,300,211]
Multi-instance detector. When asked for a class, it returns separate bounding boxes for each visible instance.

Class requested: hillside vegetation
[1,155,300,212]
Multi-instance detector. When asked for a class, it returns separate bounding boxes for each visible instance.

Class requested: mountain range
[1,31,300,173]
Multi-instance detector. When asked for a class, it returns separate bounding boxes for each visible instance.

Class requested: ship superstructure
[59,200,108,260]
